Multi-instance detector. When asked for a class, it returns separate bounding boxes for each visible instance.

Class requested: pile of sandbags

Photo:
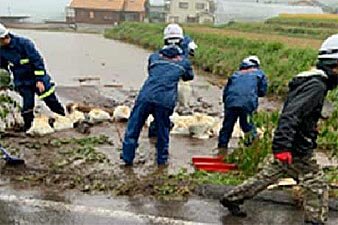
[27,104,133,136]
[170,113,221,139]
[0,90,24,132]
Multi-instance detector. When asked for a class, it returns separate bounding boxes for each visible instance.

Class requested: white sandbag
[27,116,54,136]
[53,114,74,131]
[177,80,192,107]
[188,113,217,139]
[232,120,245,138]
[267,178,297,190]
[171,115,196,135]
[146,114,154,127]
[68,110,86,124]
[113,105,131,122]
[189,123,210,139]
[88,108,111,123]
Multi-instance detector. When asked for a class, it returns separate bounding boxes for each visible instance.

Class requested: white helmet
[246,55,260,66]
[163,23,184,40]
[0,23,9,38]
[241,55,260,69]
[318,34,338,60]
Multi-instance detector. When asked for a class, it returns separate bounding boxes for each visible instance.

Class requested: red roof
[69,0,146,12]
[124,0,147,12]
[70,0,125,11]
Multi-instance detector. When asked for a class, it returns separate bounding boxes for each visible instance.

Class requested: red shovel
[192,155,237,173]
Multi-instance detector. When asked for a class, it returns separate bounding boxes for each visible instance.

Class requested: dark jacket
[272,69,328,157]
[136,45,194,109]
[0,33,51,88]
[223,69,268,113]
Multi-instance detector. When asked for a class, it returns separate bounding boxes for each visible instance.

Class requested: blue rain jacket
[181,35,193,57]
[136,45,194,109]
[0,33,52,89]
[223,69,268,113]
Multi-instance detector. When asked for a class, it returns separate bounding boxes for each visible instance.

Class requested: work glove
[274,151,292,165]
[188,41,198,57]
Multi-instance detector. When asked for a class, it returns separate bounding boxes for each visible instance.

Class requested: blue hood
[159,45,183,58]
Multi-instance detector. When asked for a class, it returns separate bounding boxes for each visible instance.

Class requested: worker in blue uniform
[148,23,198,138]
[121,24,194,166]
[0,23,65,131]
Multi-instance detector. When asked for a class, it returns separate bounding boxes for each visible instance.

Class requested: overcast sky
[0,0,336,22]
[0,0,70,21]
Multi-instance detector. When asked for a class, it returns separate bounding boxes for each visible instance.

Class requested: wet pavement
[0,187,337,225]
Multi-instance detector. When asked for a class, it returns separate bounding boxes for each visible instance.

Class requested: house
[166,0,214,24]
[146,0,166,23]
[67,0,146,24]
[124,0,147,21]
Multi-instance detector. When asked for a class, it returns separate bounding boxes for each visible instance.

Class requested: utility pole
[8,6,12,16]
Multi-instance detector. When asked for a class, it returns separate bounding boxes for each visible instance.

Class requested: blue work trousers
[218,107,255,148]
[18,85,65,130]
[122,101,173,165]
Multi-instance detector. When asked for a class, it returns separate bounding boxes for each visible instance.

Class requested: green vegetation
[318,89,338,157]
[227,111,279,176]
[0,70,10,88]
[51,135,112,166]
[105,22,317,96]
[267,14,338,29]
[215,22,337,39]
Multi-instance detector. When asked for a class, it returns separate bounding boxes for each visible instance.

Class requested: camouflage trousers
[223,154,329,224]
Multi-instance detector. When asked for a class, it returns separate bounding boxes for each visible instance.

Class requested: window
[179,2,189,9]
[195,3,205,10]
[186,16,197,23]
[89,11,95,19]
[169,16,179,23]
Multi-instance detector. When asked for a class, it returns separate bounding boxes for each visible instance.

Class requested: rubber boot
[220,198,247,218]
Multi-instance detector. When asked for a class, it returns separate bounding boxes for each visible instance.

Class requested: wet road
[0,188,337,225]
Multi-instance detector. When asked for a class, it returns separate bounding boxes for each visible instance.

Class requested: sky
[0,0,336,22]
[0,0,70,21]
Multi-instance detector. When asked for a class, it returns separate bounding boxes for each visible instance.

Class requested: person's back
[137,45,193,110]
[121,24,194,166]
[273,69,327,157]
[224,68,267,113]
[218,56,267,149]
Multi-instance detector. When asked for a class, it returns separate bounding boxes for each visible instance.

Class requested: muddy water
[12,29,150,89]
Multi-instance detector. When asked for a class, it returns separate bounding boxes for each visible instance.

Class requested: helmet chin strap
[166,38,181,45]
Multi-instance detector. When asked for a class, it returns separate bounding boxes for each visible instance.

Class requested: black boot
[22,111,34,132]
[220,198,247,218]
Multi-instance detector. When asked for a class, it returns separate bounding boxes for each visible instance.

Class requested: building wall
[148,5,166,22]
[123,12,145,21]
[74,8,121,24]
[166,0,212,23]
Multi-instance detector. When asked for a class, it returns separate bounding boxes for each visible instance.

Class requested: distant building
[0,16,30,24]
[146,0,166,23]
[166,0,214,24]
[67,0,146,24]
[124,0,147,22]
